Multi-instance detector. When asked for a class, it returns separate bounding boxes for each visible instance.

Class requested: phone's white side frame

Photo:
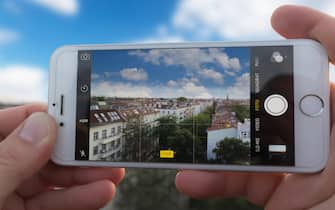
[49,47,77,162]
[49,39,330,173]
[294,42,329,171]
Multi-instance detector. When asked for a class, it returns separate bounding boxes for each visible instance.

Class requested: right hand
[175,5,335,210]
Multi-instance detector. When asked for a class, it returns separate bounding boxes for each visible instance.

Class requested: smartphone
[48,39,329,173]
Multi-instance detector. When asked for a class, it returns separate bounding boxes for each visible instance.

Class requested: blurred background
[0,0,335,209]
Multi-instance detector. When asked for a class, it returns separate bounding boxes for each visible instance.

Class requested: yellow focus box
[160,150,174,158]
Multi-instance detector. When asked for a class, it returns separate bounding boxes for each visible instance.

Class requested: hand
[0,104,125,210]
[175,5,335,210]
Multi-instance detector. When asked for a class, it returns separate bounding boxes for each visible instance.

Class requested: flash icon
[80,53,90,61]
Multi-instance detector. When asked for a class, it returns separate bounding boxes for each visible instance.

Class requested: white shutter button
[264,94,288,116]
[299,94,324,117]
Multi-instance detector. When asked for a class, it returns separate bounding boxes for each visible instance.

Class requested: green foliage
[102,168,262,210]
[180,112,211,137]
[93,96,106,101]
[155,116,178,143]
[177,97,188,103]
[203,104,215,116]
[156,106,215,162]
[140,123,160,161]
[106,169,188,210]
[122,120,160,162]
[213,137,250,164]
[188,197,262,210]
[122,121,140,161]
[165,128,194,162]
[231,104,250,122]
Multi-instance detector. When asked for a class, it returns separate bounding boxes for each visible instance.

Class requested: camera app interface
[76,46,294,166]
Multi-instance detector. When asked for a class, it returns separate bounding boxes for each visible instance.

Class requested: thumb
[0,112,57,204]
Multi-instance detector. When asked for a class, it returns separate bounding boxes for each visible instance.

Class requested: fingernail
[19,113,49,143]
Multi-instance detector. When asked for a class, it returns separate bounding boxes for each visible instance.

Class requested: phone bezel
[48,39,329,173]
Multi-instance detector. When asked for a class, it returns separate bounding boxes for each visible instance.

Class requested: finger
[0,103,47,139]
[271,5,335,63]
[1,194,23,210]
[16,175,50,198]
[25,180,115,210]
[265,125,335,210]
[175,170,283,206]
[310,192,335,210]
[39,162,125,187]
[0,112,56,207]
[16,163,125,198]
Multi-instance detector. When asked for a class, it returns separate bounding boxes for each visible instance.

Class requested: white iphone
[48,39,330,173]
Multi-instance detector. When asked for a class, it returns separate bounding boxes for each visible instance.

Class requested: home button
[264,94,288,116]
[299,94,324,117]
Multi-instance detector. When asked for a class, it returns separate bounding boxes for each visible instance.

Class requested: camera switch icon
[271,51,284,63]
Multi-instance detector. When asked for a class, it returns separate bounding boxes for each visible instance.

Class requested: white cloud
[0,28,19,45]
[92,80,212,99]
[120,68,148,81]
[208,48,241,71]
[166,73,249,99]
[92,81,152,98]
[0,65,47,103]
[129,48,241,86]
[199,68,224,84]
[137,25,185,43]
[92,73,100,80]
[92,71,251,99]
[104,71,117,78]
[181,77,199,84]
[129,48,209,68]
[136,1,335,47]
[173,0,280,40]
[172,0,335,40]
[129,48,241,73]
[167,77,200,88]
[175,82,212,98]
[324,3,335,17]
[162,81,213,98]
[210,73,250,99]
[226,73,250,99]
[30,0,79,16]
[167,80,178,87]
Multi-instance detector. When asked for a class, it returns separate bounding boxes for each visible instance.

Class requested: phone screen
[75,46,294,166]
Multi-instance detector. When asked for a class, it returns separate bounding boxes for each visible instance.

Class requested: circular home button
[264,94,288,116]
[299,94,324,117]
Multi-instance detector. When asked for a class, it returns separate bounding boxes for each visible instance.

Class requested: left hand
[0,104,125,210]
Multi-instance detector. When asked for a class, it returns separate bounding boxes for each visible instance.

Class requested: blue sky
[0,0,177,67]
[91,47,250,99]
[0,0,334,103]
